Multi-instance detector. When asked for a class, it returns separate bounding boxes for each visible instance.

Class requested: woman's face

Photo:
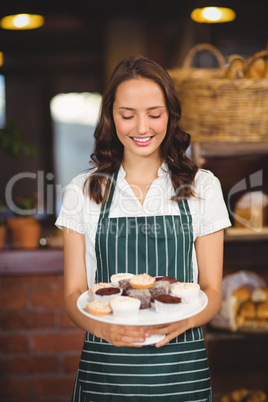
[112,78,169,161]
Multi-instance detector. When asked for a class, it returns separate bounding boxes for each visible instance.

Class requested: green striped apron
[72,172,212,402]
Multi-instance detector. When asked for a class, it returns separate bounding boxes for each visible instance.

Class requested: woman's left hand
[149,318,192,348]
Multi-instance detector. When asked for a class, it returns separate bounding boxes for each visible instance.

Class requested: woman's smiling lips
[131,136,153,146]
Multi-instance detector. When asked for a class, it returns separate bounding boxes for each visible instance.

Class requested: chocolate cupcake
[154,294,182,315]
[94,287,122,302]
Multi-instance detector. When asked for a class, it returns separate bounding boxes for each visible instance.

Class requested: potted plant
[0,120,37,158]
[7,194,41,249]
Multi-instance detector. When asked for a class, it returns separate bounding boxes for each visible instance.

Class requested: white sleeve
[55,173,89,235]
[191,169,232,238]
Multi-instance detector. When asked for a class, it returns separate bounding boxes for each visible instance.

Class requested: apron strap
[99,170,119,219]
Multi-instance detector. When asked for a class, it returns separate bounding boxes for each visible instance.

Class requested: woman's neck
[122,154,162,184]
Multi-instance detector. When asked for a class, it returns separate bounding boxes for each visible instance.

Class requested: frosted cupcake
[154,294,183,315]
[90,282,113,296]
[94,287,123,302]
[171,282,200,304]
[110,296,141,317]
[86,300,112,316]
[110,273,134,287]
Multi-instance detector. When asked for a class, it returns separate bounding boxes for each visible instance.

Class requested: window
[50,92,102,215]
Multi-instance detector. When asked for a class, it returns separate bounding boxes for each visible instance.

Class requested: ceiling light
[191,7,236,23]
[0,14,44,30]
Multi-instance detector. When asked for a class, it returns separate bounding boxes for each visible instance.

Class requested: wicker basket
[168,43,268,142]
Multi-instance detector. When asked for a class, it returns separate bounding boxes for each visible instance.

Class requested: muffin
[154,294,182,315]
[171,282,200,304]
[90,282,113,296]
[126,288,152,309]
[110,273,134,287]
[149,280,171,301]
[155,276,178,285]
[110,296,141,317]
[129,273,155,289]
[94,287,122,302]
[86,300,112,316]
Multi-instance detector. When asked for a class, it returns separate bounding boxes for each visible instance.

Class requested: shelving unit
[192,141,268,397]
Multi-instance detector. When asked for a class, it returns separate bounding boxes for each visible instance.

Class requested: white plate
[77,290,208,326]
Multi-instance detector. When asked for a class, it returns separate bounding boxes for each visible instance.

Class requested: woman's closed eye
[122,115,134,120]
[150,115,161,119]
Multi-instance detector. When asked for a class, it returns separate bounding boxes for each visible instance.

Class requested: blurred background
[0,1,268,401]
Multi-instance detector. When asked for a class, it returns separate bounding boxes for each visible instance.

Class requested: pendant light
[191,7,236,23]
[0,14,44,30]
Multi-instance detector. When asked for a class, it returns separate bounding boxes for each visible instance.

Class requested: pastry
[256,302,268,320]
[155,276,178,285]
[251,288,268,303]
[154,294,182,315]
[110,296,141,317]
[86,300,112,316]
[126,288,152,309]
[238,301,256,320]
[233,191,268,230]
[94,287,122,302]
[118,278,132,295]
[232,287,251,302]
[110,273,134,287]
[149,280,171,300]
[90,282,113,296]
[171,282,200,303]
[129,273,155,289]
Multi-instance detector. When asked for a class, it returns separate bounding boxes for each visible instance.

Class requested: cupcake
[155,276,178,286]
[149,280,171,301]
[110,296,141,317]
[94,287,122,302]
[129,273,155,289]
[90,282,113,296]
[171,282,200,304]
[154,294,182,315]
[126,288,152,309]
[86,300,112,316]
[118,279,132,295]
[110,273,134,287]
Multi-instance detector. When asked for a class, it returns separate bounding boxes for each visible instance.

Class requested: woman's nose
[136,117,148,135]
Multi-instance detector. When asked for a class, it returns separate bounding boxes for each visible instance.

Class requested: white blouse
[56,163,231,287]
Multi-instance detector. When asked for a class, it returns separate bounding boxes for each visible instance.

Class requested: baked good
[110,296,141,317]
[94,287,122,302]
[149,280,171,300]
[155,276,178,285]
[232,286,251,302]
[110,273,134,287]
[233,191,268,230]
[90,282,113,296]
[256,302,268,320]
[86,300,112,316]
[129,273,155,289]
[126,288,152,309]
[238,301,256,320]
[246,389,267,402]
[251,287,268,303]
[154,294,182,315]
[171,282,200,303]
[118,278,132,295]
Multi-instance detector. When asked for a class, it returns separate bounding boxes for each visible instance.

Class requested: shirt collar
[117,161,169,182]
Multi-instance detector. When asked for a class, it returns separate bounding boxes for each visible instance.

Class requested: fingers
[109,325,150,347]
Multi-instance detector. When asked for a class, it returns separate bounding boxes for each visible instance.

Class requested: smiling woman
[55,55,231,402]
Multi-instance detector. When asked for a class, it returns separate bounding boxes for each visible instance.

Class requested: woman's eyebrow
[118,106,165,111]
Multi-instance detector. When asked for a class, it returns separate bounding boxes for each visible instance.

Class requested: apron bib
[72,172,212,402]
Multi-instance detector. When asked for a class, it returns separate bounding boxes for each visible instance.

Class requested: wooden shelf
[224,227,268,242]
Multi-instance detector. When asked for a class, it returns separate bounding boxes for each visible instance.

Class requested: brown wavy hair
[84,55,198,204]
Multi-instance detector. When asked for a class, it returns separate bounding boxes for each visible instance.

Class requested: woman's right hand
[93,320,150,347]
